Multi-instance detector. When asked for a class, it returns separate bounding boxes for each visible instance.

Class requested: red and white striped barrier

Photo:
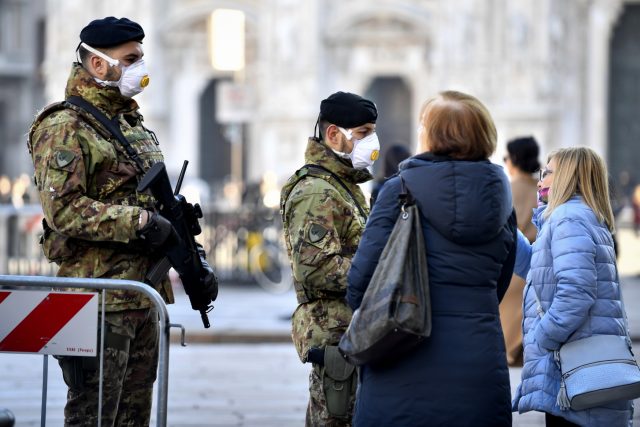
[0,290,98,356]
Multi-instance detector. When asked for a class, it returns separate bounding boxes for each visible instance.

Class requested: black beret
[80,17,144,48]
[320,91,377,128]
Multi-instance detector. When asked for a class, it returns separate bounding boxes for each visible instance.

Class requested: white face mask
[81,42,149,98]
[338,127,380,169]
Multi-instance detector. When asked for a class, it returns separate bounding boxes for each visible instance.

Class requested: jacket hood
[399,153,512,245]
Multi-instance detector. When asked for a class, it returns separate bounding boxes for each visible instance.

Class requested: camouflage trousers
[306,363,357,427]
[57,308,159,427]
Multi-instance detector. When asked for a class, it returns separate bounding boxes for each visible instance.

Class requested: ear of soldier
[318,91,380,170]
[81,42,149,98]
[78,16,149,98]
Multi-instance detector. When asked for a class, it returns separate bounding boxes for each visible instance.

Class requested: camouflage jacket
[27,63,174,311]
[280,137,372,361]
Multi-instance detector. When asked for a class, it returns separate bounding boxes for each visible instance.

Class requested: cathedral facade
[5,0,639,195]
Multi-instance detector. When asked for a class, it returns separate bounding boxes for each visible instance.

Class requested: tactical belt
[79,239,148,253]
[42,218,148,254]
[295,288,347,305]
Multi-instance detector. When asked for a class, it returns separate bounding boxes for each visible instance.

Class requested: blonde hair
[419,90,497,160]
[545,147,615,232]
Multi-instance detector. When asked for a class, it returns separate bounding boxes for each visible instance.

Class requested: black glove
[136,212,179,250]
[307,347,325,366]
[197,244,219,301]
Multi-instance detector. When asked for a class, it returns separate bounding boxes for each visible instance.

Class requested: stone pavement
[167,282,295,345]
[2,227,640,426]
[1,343,639,427]
[0,344,308,427]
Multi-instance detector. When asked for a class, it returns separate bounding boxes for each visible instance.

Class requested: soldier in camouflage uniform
[27,17,189,427]
[281,92,379,426]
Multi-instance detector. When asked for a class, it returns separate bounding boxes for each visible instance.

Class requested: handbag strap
[397,173,416,219]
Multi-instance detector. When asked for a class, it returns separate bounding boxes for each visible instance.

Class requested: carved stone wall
[34,0,632,191]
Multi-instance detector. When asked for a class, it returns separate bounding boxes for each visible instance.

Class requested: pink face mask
[538,187,550,206]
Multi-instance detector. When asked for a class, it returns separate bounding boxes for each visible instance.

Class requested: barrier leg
[40,355,47,427]
[97,290,106,427]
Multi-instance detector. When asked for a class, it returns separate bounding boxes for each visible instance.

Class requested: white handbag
[530,283,640,411]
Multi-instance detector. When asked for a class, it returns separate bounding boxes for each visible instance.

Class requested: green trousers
[57,308,159,427]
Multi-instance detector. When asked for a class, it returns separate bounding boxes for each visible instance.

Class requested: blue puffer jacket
[512,196,632,426]
[348,153,516,426]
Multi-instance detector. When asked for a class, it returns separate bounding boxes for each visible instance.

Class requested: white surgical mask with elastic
[338,127,380,169]
[81,42,149,98]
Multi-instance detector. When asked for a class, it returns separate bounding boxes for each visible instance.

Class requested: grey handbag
[530,283,640,411]
[338,176,431,366]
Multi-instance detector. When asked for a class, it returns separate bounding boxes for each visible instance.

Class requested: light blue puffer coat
[512,196,632,426]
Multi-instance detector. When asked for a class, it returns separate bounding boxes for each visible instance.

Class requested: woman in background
[500,136,540,366]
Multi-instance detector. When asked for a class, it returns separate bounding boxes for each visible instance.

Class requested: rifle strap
[302,164,368,220]
[65,96,171,286]
[65,96,147,173]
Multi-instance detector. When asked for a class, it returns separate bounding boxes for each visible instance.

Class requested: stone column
[586,0,624,160]
[253,0,322,182]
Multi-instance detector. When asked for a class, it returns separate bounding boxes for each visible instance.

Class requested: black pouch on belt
[322,346,357,418]
[55,355,99,392]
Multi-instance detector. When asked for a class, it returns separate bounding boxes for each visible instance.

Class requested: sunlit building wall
[0,0,46,179]
[20,0,640,199]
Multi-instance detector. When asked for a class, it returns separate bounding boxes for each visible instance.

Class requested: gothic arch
[150,0,262,179]
[323,3,434,153]
[324,2,432,42]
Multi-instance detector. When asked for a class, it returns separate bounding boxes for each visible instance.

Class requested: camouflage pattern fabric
[281,138,371,426]
[307,365,355,427]
[281,138,371,362]
[27,63,173,310]
[58,308,158,427]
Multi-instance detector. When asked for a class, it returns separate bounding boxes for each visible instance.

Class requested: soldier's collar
[64,63,138,119]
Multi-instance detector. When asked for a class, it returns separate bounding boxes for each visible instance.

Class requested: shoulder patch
[55,150,76,168]
[308,223,328,243]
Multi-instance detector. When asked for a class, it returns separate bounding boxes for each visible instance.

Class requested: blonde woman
[512,147,632,426]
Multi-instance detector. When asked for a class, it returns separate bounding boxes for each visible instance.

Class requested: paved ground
[1,227,640,426]
[1,343,639,427]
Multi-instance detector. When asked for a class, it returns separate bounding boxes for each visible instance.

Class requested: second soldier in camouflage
[281,92,379,426]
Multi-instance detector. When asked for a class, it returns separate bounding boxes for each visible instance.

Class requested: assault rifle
[138,161,218,328]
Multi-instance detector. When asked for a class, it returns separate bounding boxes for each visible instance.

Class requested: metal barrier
[0,275,182,427]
